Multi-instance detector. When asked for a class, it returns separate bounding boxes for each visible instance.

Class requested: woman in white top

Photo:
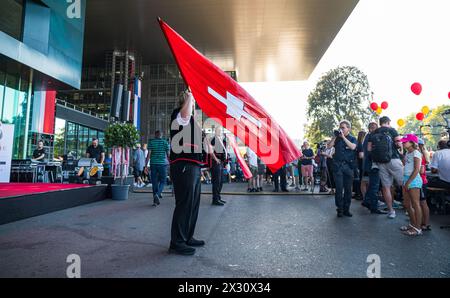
[399,134,423,236]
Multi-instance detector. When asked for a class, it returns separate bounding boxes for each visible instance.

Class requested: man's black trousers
[211,161,223,201]
[333,161,354,212]
[170,162,201,247]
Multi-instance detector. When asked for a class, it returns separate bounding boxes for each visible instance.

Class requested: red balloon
[370,102,378,111]
[411,82,422,95]
[380,101,389,110]
[416,112,425,121]
[448,91,450,99]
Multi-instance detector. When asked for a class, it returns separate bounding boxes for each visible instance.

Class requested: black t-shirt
[33,148,46,159]
[368,127,400,159]
[86,145,105,163]
[301,148,314,165]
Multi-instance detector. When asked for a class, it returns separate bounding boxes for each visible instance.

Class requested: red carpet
[0,183,92,199]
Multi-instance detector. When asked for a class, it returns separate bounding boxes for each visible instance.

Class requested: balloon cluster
[415,105,430,121]
[370,101,389,115]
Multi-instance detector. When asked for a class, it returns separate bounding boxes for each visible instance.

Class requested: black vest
[169,108,205,165]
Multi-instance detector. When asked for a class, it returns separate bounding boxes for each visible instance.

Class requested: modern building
[0,0,87,160]
[1,0,360,162]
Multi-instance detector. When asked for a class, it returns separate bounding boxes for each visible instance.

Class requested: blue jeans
[333,161,353,212]
[150,164,168,197]
[364,168,380,211]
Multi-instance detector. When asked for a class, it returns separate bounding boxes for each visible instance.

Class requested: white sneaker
[133,182,138,187]
[388,210,396,219]
[378,201,386,208]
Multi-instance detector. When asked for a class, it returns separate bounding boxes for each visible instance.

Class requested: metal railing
[56,99,111,121]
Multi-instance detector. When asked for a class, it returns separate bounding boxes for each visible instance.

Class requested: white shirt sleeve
[176,112,190,126]
[414,150,422,160]
[430,151,440,169]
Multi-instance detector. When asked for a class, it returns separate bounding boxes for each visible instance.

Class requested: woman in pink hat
[399,134,423,236]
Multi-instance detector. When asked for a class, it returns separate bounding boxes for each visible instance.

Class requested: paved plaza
[1,183,449,278]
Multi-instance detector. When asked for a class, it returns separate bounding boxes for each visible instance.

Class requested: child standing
[400,134,423,236]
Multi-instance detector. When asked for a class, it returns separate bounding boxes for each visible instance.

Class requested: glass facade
[0,58,30,159]
[140,65,237,142]
[57,66,112,119]
[54,117,105,159]
[140,64,186,141]
[0,0,24,40]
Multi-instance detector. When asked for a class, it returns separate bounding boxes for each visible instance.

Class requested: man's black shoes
[212,200,224,206]
[343,211,353,217]
[169,244,195,256]
[337,210,344,217]
[153,195,160,206]
[361,201,370,209]
[186,238,205,247]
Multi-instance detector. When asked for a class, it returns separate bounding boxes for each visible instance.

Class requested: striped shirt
[148,138,170,165]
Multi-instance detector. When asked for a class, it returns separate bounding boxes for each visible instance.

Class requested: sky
[241,0,450,142]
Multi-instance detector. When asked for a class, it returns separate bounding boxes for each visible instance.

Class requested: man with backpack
[367,116,404,219]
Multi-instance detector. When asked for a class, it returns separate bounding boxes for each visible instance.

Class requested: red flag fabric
[159,18,301,172]
[227,134,252,179]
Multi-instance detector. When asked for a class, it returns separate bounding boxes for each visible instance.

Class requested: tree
[305,66,375,144]
[398,104,450,150]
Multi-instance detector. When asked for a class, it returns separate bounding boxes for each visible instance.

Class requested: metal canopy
[84,0,359,82]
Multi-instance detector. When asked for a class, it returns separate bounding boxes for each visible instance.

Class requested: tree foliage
[105,122,140,149]
[398,104,450,150]
[305,66,374,144]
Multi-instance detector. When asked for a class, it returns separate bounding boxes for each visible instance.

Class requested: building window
[0,0,24,40]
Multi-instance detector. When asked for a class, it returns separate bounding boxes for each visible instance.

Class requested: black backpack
[371,131,393,163]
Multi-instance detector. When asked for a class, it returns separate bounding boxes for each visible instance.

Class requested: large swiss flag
[159,18,301,172]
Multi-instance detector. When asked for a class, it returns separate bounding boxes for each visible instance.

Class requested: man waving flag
[159,18,301,173]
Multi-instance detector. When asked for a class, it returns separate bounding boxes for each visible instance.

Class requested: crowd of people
[134,90,450,255]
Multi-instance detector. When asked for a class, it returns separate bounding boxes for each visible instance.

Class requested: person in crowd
[210,127,227,205]
[141,143,150,185]
[201,167,211,184]
[324,140,335,194]
[300,141,314,191]
[133,143,146,188]
[329,120,357,217]
[291,159,301,191]
[32,140,46,161]
[318,141,330,193]
[367,116,403,219]
[418,138,431,231]
[168,90,208,255]
[246,147,259,192]
[145,130,170,206]
[399,134,423,236]
[361,122,386,214]
[85,138,105,179]
[225,162,232,183]
[428,140,450,189]
[273,165,288,192]
[257,157,266,192]
[354,131,367,200]
[265,167,273,186]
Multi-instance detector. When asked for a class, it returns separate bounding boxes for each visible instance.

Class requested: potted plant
[104,122,140,200]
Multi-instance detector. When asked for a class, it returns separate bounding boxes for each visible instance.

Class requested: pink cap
[400,134,419,144]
